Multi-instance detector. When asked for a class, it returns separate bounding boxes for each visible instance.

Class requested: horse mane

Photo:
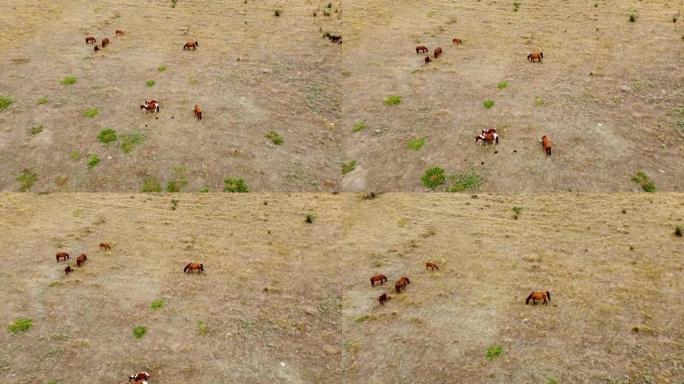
[525,293,533,304]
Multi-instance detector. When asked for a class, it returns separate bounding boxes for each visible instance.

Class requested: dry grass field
[1,0,682,192]
[0,193,682,383]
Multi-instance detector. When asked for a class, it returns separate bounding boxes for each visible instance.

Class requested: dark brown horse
[85,36,96,44]
[434,47,443,58]
[395,276,410,293]
[129,371,150,382]
[64,265,73,275]
[424,56,432,64]
[378,293,390,305]
[541,135,552,156]
[101,38,110,48]
[452,38,463,45]
[184,263,204,273]
[425,262,439,271]
[527,52,543,63]
[76,253,87,267]
[416,46,429,54]
[370,274,388,286]
[183,41,198,50]
[194,104,202,120]
[526,291,551,305]
[99,242,111,250]
[94,45,100,52]
[328,35,342,44]
[56,252,70,262]
[115,30,125,36]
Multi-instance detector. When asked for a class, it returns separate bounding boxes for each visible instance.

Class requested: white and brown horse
[476,130,499,145]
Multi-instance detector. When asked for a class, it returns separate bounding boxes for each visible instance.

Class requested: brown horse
[56,252,70,262]
[129,371,150,382]
[541,135,552,156]
[85,36,96,44]
[115,30,125,36]
[184,263,204,273]
[527,52,543,63]
[395,276,410,293]
[378,293,390,305]
[140,100,160,113]
[99,242,111,250]
[76,253,87,267]
[64,265,73,275]
[194,104,202,120]
[424,56,432,64]
[476,131,499,145]
[370,274,387,287]
[416,46,429,54]
[452,38,463,45]
[434,47,443,58]
[328,35,342,44]
[425,262,439,271]
[183,41,198,50]
[526,291,551,305]
[94,45,100,52]
[101,38,110,48]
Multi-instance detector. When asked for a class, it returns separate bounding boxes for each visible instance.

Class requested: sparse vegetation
[224,178,249,193]
[60,76,77,85]
[118,131,145,153]
[266,130,284,145]
[513,1,521,11]
[673,107,684,132]
[352,120,366,133]
[83,108,99,118]
[306,213,316,223]
[497,80,509,89]
[7,318,33,334]
[86,154,100,168]
[535,96,544,107]
[483,99,495,109]
[200,187,210,193]
[166,165,188,193]
[146,80,156,87]
[383,95,402,106]
[150,299,165,310]
[36,96,48,105]
[97,128,117,145]
[547,379,558,384]
[0,95,14,110]
[512,206,523,219]
[342,160,357,175]
[69,150,81,161]
[158,64,167,72]
[675,225,683,237]
[30,124,44,135]
[448,169,483,192]
[631,171,656,192]
[171,0,177,7]
[486,345,503,360]
[17,169,38,191]
[274,9,281,17]
[132,325,147,339]
[629,12,637,22]
[142,177,162,193]
[421,167,446,190]
[407,137,426,151]
[170,199,179,210]
[198,320,208,335]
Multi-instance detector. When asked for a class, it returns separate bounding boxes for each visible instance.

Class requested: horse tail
[184,263,190,272]
[525,293,533,304]
[540,52,543,58]
[200,263,204,272]
[546,291,550,302]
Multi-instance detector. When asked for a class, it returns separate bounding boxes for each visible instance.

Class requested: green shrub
[266,130,284,145]
[486,345,503,360]
[448,169,483,192]
[534,96,544,107]
[483,99,495,109]
[83,108,99,118]
[631,171,655,192]
[97,128,117,145]
[17,169,38,192]
[0,95,14,110]
[496,80,509,89]
[60,76,77,85]
[150,299,165,310]
[224,178,249,193]
[132,325,147,339]
[37,96,49,105]
[171,0,177,7]
[200,187,210,193]
[421,167,446,190]
[407,137,426,151]
[383,95,402,106]
[119,132,145,153]
[352,120,366,132]
[166,165,188,192]
[146,80,156,87]
[86,154,100,168]
[198,320,208,335]
[306,213,316,223]
[7,318,32,334]
[30,124,44,135]
[342,160,357,175]
[142,177,162,193]
[69,150,81,161]
[158,64,167,72]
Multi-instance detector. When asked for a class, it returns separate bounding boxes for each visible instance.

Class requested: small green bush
[132,325,147,339]
[448,169,483,192]
[383,95,402,106]
[306,213,316,223]
[17,169,38,192]
[631,171,655,192]
[37,96,49,105]
[352,121,366,133]
[198,320,208,335]
[150,299,165,310]
[83,108,99,118]
[534,96,544,107]
[483,99,495,109]
[496,80,509,89]
[119,132,145,153]
[97,128,117,145]
[142,177,162,193]
[60,76,77,85]
[486,345,503,360]
[266,130,284,145]
[342,160,357,175]
[224,178,249,193]
[0,95,14,110]
[512,206,523,219]
[86,154,100,168]
[407,137,426,151]
[171,0,177,7]
[146,80,156,87]
[158,64,167,72]
[8,318,32,334]
[200,187,210,193]
[30,124,44,135]
[69,150,81,161]
[421,167,446,190]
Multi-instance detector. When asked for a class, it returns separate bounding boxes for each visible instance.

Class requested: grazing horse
[416,46,429,54]
[452,38,463,45]
[425,262,439,271]
[85,36,96,44]
[434,47,443,58]
[328,35,342,44]
[94,45,100,52]
[527,52,543,62]
[526,291,551,305]
[193,104,202,120]
[115,30,125,36]
[101,38,110,48]
[378,293,390,305]
[395,276,410,293]
[424,56,432,64]
[541,135,552,156]
[476,131,499,145]
[370,274,387,287]
[140,100,160,113]
[183,41,198,50]
[56,252,70,262]
[99,242,111,250]
[76,253,87,267]
[129,372,150,382]
[184,263,204,274]
[64,266,73,275]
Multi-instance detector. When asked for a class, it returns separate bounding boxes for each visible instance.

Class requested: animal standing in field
[129,371,150,382]
[378,293,390,305]
[424,56,432,64]
[94,45,100,52]
[193,104,202,120]
[140,100,160,113]
[425,262,439,271]
[434,47,443,58]
[328,35,342,44]
[56,252,70,262]
[527,52,543,63]
[526,291,551,305]
[115,30,125,36]
[395,276,411,293]
[416,45,429,54]
[64,265,73,275]
[99,242,111,250]
[76,253,87,267]
[184,263,204,274]
[85,36,96,44]
[452,38,463,45]
[541,135,552,156]
[101,38,110,48]
[370,274,388,287]
[476,131,499,145]
[183,41,198,50]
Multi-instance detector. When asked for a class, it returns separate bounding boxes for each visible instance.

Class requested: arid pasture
[0,193,682,383]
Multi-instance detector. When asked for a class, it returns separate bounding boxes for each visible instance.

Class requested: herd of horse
[86,30,123,52]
